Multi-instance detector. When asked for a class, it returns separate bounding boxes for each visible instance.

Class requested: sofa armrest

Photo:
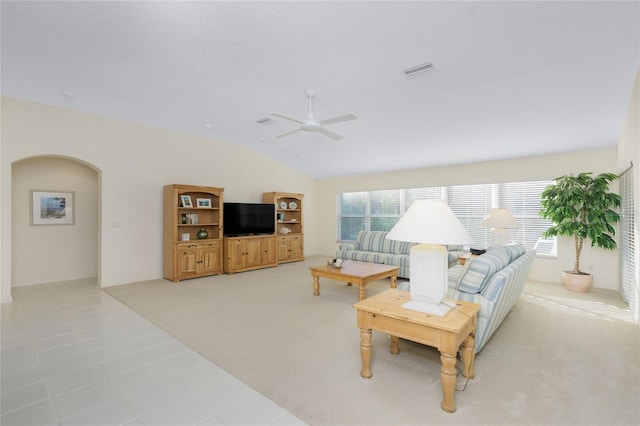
[338,242,357,251]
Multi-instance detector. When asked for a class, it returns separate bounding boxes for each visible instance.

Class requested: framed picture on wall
[31,190,74,225]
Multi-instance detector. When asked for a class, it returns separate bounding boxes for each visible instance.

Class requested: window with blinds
[369,190,402,231]
[337,180,554,255]
[499,181,556,255]
[618,166,638,322]
[447,184,492,248]
[338,192,367,241]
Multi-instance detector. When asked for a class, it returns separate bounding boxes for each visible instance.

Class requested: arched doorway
[11,156,100,287]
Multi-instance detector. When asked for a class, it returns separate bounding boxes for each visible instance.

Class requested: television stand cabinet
[223,234,277,274]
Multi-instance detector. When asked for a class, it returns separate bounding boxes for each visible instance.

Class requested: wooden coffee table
[309,261,399,301]
[353,289,479,413]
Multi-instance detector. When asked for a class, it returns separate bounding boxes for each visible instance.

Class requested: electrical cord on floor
[441,299,476,392]
[454,359,472,392]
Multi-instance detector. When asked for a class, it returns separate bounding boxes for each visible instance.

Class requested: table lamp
[480,208,519,246]
[386,199,473,316]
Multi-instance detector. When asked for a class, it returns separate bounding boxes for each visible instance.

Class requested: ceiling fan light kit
[270,90,357,140]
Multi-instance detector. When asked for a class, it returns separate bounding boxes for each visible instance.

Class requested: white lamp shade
[385,199,472,316]
[480,208,520,229]
[386,199,473,245]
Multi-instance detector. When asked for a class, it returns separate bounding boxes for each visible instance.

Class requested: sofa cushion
[456,250,510,294]
[393,240,415,255]
[447,264,466,286]
[357,231,394,253]
[487,244,526,262]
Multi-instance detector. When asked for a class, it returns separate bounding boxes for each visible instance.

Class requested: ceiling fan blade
[318,114,358,126]
[317,126,343,140]
[270,112,305,125]
[275,128,302,139]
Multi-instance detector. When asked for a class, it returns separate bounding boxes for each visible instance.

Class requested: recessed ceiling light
[296,154,305,159]
[257,137,265,141]
[204,124,212,129]
[403,61,435,77]
[61,91,74,99]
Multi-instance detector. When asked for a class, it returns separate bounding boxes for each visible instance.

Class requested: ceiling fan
[270,90,357,140]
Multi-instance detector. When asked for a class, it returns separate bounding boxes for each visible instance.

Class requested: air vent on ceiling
[403,61,435,77]
[256,117,275,125]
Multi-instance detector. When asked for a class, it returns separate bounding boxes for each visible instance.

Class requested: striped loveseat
[400,244,535,353]
[336,231,465,279]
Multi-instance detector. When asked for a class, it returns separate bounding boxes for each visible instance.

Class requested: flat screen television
[223,202,275,236]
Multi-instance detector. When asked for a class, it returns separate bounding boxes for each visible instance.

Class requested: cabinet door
[277,238,290,262]
[262,237,276,265]
[178,247,199,276]
[200,243,221,274]
[289,238,303,260]
[245,238,263,268]
[228,239,246,270]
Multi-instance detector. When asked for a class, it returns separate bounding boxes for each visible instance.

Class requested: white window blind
[338,192,367,241]
[447,184,492,248]
[618,166,638,322]
[405,187,444,208]
[499,181,556,255]
[369,190,402,231]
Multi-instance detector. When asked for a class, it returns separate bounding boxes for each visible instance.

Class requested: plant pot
[561,271,593,292]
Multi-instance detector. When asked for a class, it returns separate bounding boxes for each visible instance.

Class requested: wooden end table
[353,289,479,413]
[458,253,479,266]
[309,261,399,301]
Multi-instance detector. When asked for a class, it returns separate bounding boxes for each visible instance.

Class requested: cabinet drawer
[177,241,219,250]
[278,235,301,242]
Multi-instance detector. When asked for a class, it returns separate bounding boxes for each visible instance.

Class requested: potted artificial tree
[539,172,621,292]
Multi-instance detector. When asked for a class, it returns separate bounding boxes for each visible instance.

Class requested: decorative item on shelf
[277,213,285,222]
[280,201,288,209]
[196,228,209,239]
[196,198,211,208]
[280,227,291,234]
[480,208,520,246]
[386,199,473,316]
[180,195,193,208]
[289,201,298,209]
[181,233,190,241]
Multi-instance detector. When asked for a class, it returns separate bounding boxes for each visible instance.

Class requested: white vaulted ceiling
[2,1,638,179]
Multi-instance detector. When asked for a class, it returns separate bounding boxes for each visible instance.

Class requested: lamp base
[402,300,453,316]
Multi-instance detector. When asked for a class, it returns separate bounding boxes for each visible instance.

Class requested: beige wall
[315,148,620,290]
[12,157,99,286]
[1,97,317,302]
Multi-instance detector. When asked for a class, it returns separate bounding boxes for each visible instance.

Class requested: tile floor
[1,279,306,426]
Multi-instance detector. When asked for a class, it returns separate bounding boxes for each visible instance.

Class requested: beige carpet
[104,256,639,426]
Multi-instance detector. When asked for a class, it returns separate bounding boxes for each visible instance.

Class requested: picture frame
[31,190,74,225]
[196,198,211,208]
[180,195,193,208]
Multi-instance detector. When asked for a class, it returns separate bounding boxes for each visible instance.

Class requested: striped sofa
[400,244,535,353]
[336,231,464,279]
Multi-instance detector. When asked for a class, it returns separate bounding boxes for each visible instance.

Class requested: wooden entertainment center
[163,184,225,282]
[163,185,304,281]
[262,192,304,264]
